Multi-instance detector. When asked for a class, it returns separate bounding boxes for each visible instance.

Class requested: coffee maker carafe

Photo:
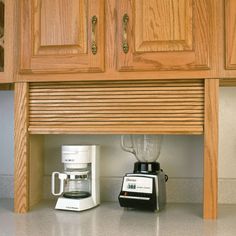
[51,145,100,211]
[118,135,168,211]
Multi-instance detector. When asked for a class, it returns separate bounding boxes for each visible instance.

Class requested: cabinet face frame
[117,0,212,72]
[19,0,105,74]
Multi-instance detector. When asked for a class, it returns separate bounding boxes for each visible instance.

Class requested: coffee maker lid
[62,145,95,152]
[62,145,97,164]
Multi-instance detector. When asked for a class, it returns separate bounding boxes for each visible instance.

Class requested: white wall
[1,88,236,203]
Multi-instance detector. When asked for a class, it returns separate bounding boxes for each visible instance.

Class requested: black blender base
[119,197,156,211]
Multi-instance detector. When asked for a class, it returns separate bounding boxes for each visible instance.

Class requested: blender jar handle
[51,172,67,196]
[121,135,135,154]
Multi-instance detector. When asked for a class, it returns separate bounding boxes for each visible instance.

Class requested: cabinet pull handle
[122,14,129,54]
[91,16,97,55]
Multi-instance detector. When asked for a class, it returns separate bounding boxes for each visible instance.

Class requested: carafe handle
[121,135,135,155]
[51,172,67,196]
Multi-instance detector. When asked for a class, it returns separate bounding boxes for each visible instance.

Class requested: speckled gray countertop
[1,199,236,236]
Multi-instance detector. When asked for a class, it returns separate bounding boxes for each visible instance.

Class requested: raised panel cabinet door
[20,0,104,74]
[225,0,236,70]
[117,0,212,72]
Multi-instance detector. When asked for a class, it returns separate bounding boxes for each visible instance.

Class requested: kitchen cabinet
[13,0,219,220]
[14,79,219,220]
[0,0,15,83]
[117,0,212,72]
[18,0,219,81]
[19,0,104,74]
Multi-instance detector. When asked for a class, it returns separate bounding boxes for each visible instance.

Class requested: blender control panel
[122,176,153,194]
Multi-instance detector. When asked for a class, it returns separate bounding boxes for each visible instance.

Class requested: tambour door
[19,0,104,74]
[117,0,212,72]
[28,80,204,134]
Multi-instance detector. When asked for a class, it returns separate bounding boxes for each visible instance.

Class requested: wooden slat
[29,126,203,135]
[28,80,204,134]
[30,108,202,114]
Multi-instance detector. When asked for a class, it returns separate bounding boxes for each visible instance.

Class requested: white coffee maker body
[51,145,100,211]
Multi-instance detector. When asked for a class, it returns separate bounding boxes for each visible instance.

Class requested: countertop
[1,199,236,236]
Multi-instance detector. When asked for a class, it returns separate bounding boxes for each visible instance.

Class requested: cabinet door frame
[117,0,211,72]
[19,0,104,74]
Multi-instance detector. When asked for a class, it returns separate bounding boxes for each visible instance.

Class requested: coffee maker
[118,135,168,211]
[51,145,100,211]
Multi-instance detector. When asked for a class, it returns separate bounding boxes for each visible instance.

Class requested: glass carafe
[52,167,91,199]
[121,135,163,162]
[63,172,91,199]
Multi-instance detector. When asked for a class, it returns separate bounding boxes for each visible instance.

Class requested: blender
[51,145,100,211]
[118,135,168,211]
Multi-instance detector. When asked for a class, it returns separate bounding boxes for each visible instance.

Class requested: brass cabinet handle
[122,14,129,53]
[91,16,97,55]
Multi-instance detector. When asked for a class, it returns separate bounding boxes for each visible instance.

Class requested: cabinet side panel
[204,79,219,219]
[14,83,29,213]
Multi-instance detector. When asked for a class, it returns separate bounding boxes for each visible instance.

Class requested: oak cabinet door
[225,0,236,70]
[20,0,104,74]
[117,0,212,72]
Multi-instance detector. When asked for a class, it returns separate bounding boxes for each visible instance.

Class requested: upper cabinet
[225,0,236,70]
[18,0,220,81]
[19,0,104,74]
[117,0,212,72]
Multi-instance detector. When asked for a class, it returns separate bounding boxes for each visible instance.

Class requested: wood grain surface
[28,80,204,134]
[16,0,221,81]
[19,0,104,73]
[14,83,29,213]
[204,79,219,219]
[117,0,211,71]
